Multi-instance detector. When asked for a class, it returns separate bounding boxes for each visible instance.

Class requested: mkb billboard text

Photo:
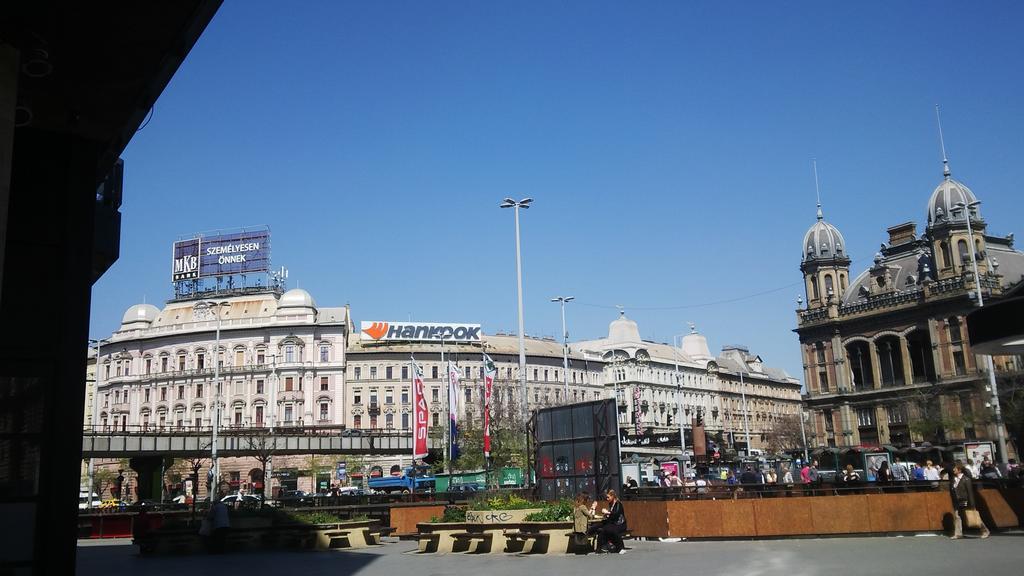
[172,229,270,282]
[360,321,482,342]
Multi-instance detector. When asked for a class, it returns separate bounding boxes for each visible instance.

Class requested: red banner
[411,360,428,459]
[483,354,496,457]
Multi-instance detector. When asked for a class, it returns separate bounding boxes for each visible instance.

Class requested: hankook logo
[362,322,390,340]
[360,321,482,342]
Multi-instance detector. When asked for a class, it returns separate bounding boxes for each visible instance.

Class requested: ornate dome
[121,303,160,326]
[608,311,641,343]
[927,176,980,226]
[802,205,848,262]
[278,288,317,310]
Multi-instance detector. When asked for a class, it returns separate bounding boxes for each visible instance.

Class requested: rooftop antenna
[935,104,951,178]
[813,158,823,220]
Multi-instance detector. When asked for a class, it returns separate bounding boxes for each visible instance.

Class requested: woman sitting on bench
[589,489,627,554]
[572,492,595,549]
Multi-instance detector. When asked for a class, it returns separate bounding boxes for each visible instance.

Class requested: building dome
[681,329,712,362]
[278,288,317,310]
[927,176,980,226]
[121,303,160,326]
[802,205,848,262]
[608,311,641,343]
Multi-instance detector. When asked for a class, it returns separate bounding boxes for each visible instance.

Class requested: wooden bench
[225,530,261,549]
[363,526,396,545]
[415,532,441,553]
[450,531,494,554]
[505,531,549,554]
[279,529,317,550]
[324,530,353,549]
[564,531,594,554]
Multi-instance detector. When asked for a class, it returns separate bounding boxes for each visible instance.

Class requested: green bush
[467,493,536,511]
[429,505,467,523]
[523,499,574,522]
[284,511,345,525]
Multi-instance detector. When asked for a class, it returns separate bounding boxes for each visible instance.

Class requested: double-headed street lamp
[953,200,1009,465]
[551,296,574,403]
[500,197,532,427]
[193,300,230,497]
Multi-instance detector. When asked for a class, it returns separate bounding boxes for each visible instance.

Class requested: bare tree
[244,431,277,508]
[764,413,805,454]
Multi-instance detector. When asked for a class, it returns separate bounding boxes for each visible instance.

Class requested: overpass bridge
[82,426,441,458]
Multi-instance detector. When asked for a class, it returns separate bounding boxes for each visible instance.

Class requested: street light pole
[954,200,1009,465]
[740,370,751,457]
[798,408,809,463]
[86,338,105,508]
[195,300,228,497]
[551,296,574,403]
[500,198,532,430]
[671,334,686,458]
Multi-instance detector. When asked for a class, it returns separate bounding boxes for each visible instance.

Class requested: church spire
[935,104,951,179]
[813,159,823,220]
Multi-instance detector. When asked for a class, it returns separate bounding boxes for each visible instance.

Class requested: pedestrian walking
[891,457,910,483]
[950,464,991,539]
[207,494,231,553]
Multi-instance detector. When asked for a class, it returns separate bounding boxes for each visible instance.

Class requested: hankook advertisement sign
[360,321,482,342]
[172,229,270,282]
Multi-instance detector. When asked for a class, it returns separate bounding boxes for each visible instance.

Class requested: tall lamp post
[739,370,751,457]
[953,200,1009,465]
[499,198,532,429]
[194,300,230,497]
[551,296,574,403]
[86,338,107,508]
[671,333,687,459]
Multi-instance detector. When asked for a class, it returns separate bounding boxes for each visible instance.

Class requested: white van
[79,490,102,510]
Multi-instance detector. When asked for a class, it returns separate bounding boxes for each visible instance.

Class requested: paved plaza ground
[78,533,1024,576]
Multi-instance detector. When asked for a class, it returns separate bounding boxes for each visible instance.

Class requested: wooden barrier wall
[977,489,1020,529]
[623,491,965,539]
[389,504,446,536]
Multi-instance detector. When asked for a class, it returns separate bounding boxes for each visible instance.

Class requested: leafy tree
[303,454,331,493]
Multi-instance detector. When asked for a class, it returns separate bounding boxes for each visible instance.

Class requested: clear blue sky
[90,1,1024,382]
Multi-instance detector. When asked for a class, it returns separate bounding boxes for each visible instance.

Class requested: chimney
[887,222,917,246]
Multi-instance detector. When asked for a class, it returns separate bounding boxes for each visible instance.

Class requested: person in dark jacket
[950,463,991,539]
[595,489,628,554]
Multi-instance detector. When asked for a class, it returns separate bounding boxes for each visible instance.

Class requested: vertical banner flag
[411,358,428,459]
[447,360,461,461]
[483,354,496,458]
[633,385,643,435]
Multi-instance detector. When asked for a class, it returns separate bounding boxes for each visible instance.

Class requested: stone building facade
[795,161,1024,457]
[574,313,803,454]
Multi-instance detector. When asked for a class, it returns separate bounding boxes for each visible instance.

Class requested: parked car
[221,493,262,509]
[276,490,312,506]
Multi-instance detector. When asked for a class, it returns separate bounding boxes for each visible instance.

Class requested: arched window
[957,239,970,267]
[824,274,834,297]
[810,276,820,300]
[940,241,951,269]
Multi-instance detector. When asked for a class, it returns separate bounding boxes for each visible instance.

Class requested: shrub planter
[465,509,543,524]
